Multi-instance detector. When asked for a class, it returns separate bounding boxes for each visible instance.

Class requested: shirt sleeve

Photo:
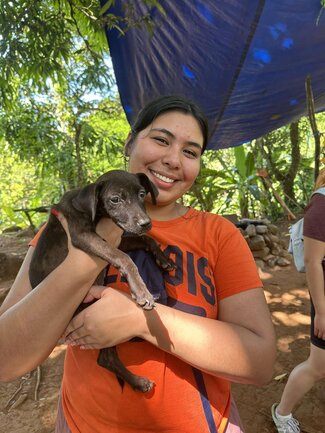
[28,224,46,247]
[212,221,262,300]
[304,194,325,242]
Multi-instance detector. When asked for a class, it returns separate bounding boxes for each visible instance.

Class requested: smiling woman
[0,95,276,433]
[126,110,203,218]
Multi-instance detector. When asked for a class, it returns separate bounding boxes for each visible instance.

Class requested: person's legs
[271,343,325,433]
[277,343,325,415]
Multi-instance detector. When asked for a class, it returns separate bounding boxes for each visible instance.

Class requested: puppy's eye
[139,190,146,199]
[110,196,120,204]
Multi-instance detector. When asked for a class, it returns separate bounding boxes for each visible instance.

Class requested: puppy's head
[71,171,158,234]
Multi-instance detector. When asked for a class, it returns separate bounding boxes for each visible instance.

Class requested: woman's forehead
[150,111,204,139]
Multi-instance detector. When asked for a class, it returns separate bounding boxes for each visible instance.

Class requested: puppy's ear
[71,183,100,221]
[136,173,158,205]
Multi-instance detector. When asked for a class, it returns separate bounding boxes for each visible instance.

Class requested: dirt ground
[0,226,324,433]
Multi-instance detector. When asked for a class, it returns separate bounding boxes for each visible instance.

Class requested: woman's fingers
[82,285,107,303]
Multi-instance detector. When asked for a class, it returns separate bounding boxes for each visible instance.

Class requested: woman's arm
[65,285,276,385]
[304,235,325,339]
[0,217,122,382]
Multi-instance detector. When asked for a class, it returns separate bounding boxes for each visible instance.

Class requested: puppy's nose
[138,218,152,232]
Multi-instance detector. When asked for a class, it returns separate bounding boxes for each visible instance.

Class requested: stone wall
[236,218,292,269]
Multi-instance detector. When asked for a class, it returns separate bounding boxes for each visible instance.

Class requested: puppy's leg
[69,230,155,309]
[97,348,154,393]
[119,235,177,271]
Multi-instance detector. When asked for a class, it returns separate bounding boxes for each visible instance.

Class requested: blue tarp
[103,1,325,150]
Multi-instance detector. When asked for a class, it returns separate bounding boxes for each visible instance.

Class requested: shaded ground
[0,227,324,433]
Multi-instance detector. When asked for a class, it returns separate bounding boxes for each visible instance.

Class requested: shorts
[310,297,325,349]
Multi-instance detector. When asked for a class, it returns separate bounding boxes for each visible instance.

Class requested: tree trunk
[282,121,300,201]
[305,75,321,182]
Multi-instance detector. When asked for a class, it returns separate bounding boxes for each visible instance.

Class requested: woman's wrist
[63,248,106,283]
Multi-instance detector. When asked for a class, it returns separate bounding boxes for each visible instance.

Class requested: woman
[272,168,325,433]
[0,96,276,433]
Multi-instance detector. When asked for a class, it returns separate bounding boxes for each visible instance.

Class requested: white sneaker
[271,403,300,433]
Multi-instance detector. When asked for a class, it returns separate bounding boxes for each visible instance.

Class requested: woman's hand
[314,310,325,340]
[95,217,123,247]
[64,286,145,349]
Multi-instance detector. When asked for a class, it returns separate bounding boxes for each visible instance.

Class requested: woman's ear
[124,132,134,157]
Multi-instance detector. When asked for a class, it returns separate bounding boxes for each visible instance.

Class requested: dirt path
[0,230,324,433]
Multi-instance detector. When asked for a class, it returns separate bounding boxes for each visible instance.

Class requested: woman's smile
[149,169,177,186]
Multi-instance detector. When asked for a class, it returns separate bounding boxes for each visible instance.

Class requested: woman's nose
[161,147,181,168]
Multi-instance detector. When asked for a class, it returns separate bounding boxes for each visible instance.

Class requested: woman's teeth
[151,170,175,183]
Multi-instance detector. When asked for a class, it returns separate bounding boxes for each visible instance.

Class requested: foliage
[184,144,262,218]
[0,0,164,108]
[183,112,325,221]
[1,109,324,229]
[0,96,129,229]
[0,0,324,230]
[0,0,166,229]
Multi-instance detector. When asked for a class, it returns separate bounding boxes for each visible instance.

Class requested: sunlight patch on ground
[277,333,309,352]
[272,311,310,327]
[290,288,310,299]
[263,289,273,303]
[257,268,273,280]
[49,344,67,359]
[265,287,309,306]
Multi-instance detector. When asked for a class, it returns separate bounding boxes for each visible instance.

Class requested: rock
[255,225,268,234]
[16,227,36,238]
[266,257,278,268]
[271,247,282,256]
[276,257,291,267]
[254,259,265,270]
[2,226,22,233]
[238,218,291,269]
[247,235,266,251]
[252,247,270,259]
[268,224,279,235]
[245,224,256,237]
[0,252,23,279]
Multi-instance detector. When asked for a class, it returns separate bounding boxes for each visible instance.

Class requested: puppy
[29,170,175,392]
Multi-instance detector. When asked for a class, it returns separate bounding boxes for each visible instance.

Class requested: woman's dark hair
[130,95,209,153]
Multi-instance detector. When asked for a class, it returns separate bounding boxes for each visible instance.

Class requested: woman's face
[127,111,204,206]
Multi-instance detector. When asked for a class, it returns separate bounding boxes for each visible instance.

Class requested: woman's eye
[154,136,169,145]
[110,196,120,204]
[183,148,198,158]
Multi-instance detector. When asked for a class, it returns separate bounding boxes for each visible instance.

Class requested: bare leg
[277,344,325,415]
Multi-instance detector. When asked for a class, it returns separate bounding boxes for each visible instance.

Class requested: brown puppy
[29,169,175,392]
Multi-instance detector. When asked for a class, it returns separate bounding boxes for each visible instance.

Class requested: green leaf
[234,145,246,179]
[245,151,255,177]
[247,184,261,200]
[100,1,116,16]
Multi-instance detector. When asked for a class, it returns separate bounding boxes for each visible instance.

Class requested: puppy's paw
[156,256,177,272]
[132,377,155,393]
[138,297,156,310]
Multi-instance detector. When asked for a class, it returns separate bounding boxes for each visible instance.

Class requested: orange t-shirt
[31,208,262,433]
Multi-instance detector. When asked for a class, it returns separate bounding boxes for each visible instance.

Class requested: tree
[0,0,164,108]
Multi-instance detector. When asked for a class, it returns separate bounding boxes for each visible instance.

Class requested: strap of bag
[311,186,325,197]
